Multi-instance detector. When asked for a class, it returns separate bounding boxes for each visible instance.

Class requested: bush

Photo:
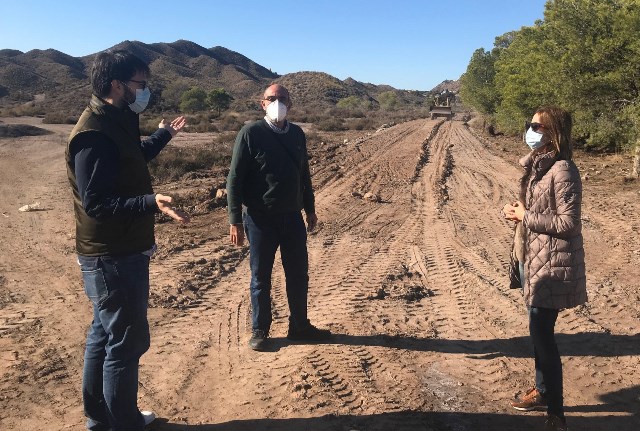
[216,114,243,132]
[180,113,218,133]
[43,111,78,124]
[346,117,378,131]
[0,103,46,117]
[148,143,233,183]
[179,87,207,113]
[316,117,346,131]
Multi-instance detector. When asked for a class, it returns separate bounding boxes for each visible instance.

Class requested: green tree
[460,48,499,115]
[161,79,191,111]
[207,88,234,116]
[179,86,207,113]
[336,95,362,110]
[544,0,640,150]
[377,91,398,111]
[493,24,558,134]
[459,32,517,117]
[462,0,640,153]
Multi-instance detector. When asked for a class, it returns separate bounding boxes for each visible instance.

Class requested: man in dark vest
[66,49,189,431]
[227,84,331,351]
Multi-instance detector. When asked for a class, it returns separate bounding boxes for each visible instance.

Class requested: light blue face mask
[525,127,545,150]
[128,87,151,114]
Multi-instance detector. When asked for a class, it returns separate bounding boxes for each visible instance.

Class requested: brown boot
[510,386,548,411]
[543,414,568,431]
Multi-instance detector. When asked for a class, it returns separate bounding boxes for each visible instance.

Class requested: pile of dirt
[0,124,53,138]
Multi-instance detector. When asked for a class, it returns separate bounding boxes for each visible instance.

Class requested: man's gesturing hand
[156,194,190,223]
[159,116,187,138]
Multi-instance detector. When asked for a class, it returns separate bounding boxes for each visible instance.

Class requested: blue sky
[1,0,547,91]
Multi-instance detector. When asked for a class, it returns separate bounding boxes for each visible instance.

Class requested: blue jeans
[243,210,310,332]
[529,306,563,418]
[78,253,151,431]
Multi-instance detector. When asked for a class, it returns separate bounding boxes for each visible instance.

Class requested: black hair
[90,49,150,97]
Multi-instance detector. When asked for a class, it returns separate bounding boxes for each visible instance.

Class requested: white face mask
[128,87,151,114]
[525,127,545,151]
[265,100,288,123]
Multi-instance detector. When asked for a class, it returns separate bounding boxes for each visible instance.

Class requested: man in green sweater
[227,84,331,351]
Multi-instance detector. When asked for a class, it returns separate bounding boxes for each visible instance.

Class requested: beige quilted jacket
[519,151,587,309]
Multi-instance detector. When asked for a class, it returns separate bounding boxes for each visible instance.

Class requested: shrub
[182,113,218,133]
[179,87,207,113]
[42,111,78,124]
[347,117,378,131]
[216,114,243,132]
[316,117,346,131]
[148,143,233,183]
[0,103,46,117]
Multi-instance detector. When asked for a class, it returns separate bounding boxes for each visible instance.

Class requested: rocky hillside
[0,39,452,115]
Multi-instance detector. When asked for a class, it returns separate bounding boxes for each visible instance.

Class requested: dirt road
[1,117,639,430]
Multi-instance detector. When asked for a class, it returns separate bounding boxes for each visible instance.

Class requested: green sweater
[226,119,315,224]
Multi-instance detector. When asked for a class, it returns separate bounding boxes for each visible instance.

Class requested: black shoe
[249,329,269,351]
[287,324,331,341]
[543,414,568,431]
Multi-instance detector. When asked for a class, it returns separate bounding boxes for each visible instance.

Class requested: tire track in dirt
[420,123,640,426]
[140,120,442,426]
[4,117,639,430]
[146,119,640,429]
[409,166,520,407]
[0,125,89,431]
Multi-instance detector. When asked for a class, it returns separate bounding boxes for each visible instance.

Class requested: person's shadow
[148,332,640,430]
[150,386,640,430]
[260,331,640,358]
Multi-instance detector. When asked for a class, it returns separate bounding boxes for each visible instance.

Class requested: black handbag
[509,252,522,289]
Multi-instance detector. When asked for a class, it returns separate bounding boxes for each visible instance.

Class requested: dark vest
[66,95,155,256]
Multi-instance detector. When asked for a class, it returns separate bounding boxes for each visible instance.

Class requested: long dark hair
[519,106,573,201]
[536,106,573,161]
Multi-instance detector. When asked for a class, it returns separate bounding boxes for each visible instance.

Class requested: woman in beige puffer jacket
[502,106,586,431]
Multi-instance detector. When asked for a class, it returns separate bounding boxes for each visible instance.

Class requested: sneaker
[510,386,548,411]
[543,414,568,431]
[287,323,331,341]
[141,410,156,426]
[249,329,269,351]
[106,411,156,431]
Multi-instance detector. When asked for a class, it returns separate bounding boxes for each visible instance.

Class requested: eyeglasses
[263,95,288,103]
[127,79,148,90]
[525,121,544,132]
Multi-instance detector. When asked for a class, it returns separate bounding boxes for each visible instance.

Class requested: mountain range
[0,39,458,115]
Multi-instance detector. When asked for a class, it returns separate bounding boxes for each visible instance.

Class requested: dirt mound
[0,123,53,138]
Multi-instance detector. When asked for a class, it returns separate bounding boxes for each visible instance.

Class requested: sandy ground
[0,116,639,431]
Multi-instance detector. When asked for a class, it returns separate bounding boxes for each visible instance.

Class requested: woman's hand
[503,200,526,222]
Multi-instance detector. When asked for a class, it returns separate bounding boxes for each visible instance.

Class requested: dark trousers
[243,210,310,332]
[529,306,563,417]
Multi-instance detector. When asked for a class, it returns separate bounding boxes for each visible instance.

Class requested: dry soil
[0,116,639,431]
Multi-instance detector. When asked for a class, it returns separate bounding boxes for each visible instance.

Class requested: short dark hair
[90,49,150,97]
